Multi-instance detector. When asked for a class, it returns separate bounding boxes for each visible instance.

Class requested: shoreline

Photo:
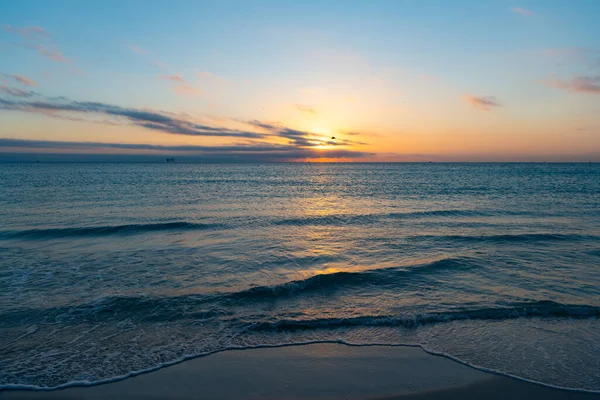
[2,342,599,399]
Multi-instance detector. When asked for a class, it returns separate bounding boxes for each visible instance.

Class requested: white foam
[1,340,599,394]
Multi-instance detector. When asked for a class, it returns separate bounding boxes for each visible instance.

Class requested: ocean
[1,163,599,391]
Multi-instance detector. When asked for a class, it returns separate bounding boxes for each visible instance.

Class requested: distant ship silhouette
[166,158,175,163]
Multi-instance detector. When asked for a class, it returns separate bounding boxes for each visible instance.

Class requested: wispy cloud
[161,74,202,96]
[0,85,38,97]
[4,25,71,64]
[196,71,218,80]
[543,48,586,58]
[294,104,316,114]
[163,74,185,82]
[1,73,37,86]
[421,74,436,83]
[36,44,69,63]
[511,7,534,15]
[196,71,229,84]
[245,120,366,147]
[0,93,368,150]
[126,43,169,70]
[548,76,600,94]
[3,25,48,39]
[152,60,169,69]
[464,95,502,111]
[127,44,146,55]
[173,83,203,96]
[0,138,371,162]
[0,96,261,138]
[542,47,600,68]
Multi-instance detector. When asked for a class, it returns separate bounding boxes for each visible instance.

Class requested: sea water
[0,163,599,390]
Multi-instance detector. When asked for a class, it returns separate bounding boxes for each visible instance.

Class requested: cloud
[196,71,218,80]
[295,104,316,114]
[1,73,37,86]
[464,95,502,111]
[152,60,169,69]
[0,96,263,138]
[196,71,229,85]
[37,44,69,63]
[125,43,169,70]
[173,83,203,96]
[6,74,36,86]
[542,47,600,69]
[0,95,342,147]
[164,74,185,82]
[127,45,146,55]
[0,138,371,162]
[3,25,48,39]
[547,76,600,94]
[511,7,534,15]
[543,48,586,58]
[4,25,70,63]
[13,43,69,63]
[0,92,371,151]
[340,131,361,136]
[0,85,38,97]
[162,74,202,96]
[13,74,36,86]
[244,120,366,147]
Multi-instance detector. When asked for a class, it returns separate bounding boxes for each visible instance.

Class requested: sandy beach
[1,343,598,400]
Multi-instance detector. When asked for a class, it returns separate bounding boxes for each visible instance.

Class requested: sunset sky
[1,0,599,162]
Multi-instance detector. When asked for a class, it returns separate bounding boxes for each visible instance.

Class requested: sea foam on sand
[2,343,599,400]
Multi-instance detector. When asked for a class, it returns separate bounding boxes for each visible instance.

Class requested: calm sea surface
[1,163,599,390]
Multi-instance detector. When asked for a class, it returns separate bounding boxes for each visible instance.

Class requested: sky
[0,0,599,162]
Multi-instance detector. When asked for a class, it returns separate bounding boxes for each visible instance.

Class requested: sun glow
[314,140,336,150]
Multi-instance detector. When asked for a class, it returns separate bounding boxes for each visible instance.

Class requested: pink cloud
[548,76,600,94]
[4,25,72,65]
[37,44,70,63]
[173,83,203,96]
[12,74,37,86]
[164,74,186,82]
[196,71,229,85]
[161,75,202,96]
[1,73,37,86]
[464,95,502,111]
[511,7,534,15]
[127,45,146,55]
[3,24,48,39]
[152,60,169,69]
[543,48,585,58]
[196,71,220,80]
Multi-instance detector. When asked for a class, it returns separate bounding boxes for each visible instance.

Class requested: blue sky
[1,0,599,161]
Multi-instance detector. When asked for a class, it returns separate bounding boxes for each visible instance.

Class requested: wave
[248,301,600,331]
[2,300,599,392]
[0,221,224,239]
[0,293,228,326]
[0,258,475,326]
[2,208,572,240]
[3,340,599,393]
[272,209,495,227]
[270,208,563,228]
[408,233,597,244]
[229,257,475,300]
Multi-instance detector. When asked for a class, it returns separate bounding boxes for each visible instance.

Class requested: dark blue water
[1,163,599,390]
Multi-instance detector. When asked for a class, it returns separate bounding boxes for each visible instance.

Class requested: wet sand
[1,343,598,399]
